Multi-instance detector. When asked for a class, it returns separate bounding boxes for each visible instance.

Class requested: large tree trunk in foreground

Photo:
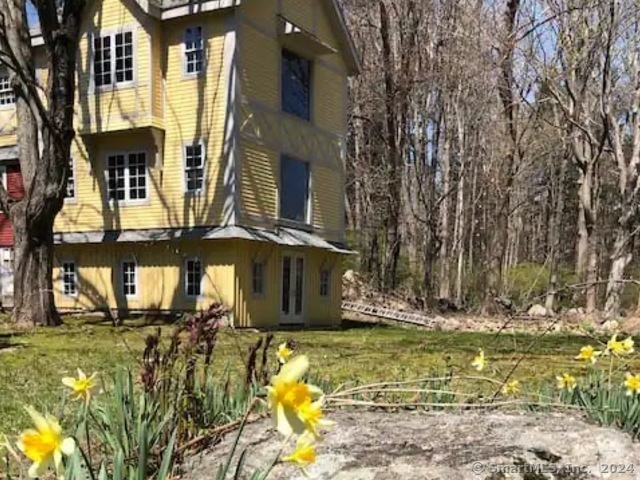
[0,0,86,325]
[12,212,59,325]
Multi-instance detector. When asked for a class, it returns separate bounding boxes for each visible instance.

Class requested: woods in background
[342,0,640,320]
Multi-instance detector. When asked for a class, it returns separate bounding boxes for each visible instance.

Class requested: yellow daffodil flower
[277,342,293,364]
[266,355,323,436]
[16,407,75,479]
[471,349,486,372]
[282,433,316,475]
[556,373,577,392]
[575,345,602,364]
[501,380,521,396]
[624,373,640,396]
[62,369,98,403]
[606,334,634,356]
[297,397,335,439]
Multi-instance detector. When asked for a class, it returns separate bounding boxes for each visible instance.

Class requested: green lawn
[0,316,631,434]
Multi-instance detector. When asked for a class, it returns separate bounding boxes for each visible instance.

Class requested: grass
[0,316,636,434]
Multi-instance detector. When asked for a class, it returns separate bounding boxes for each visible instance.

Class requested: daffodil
[266,355,322,436]
[62,368,98,403]
[282,433,316,475]
[16,407,75,478]
[624,373,640,396]
[277,342,293,364]
[575,345,602,364]
[297,397,335,439]
[556,373,577,392]
[471,349,486,372]
[606,334,634,356]
[501,380,521,396]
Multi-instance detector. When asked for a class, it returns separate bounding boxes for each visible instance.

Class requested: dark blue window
[282,50,311,120]
[280,156,309,223]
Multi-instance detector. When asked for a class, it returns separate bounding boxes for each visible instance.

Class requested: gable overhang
[133,0,241,20]
[278,16,337,58]
[326,0,360,76]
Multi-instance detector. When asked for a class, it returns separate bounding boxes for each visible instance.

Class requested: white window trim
[0,165,7,190]
[89,27,137,93]
[61,261,78,298]
[251,260,266,298]
[278,155,312,227]
[182,25,206,78]
[184,257,204,298]
[0,74,15,111]
[183,140,206,194]
[120,259,138,300]
[65,157,77,204]
[104,150,150,206]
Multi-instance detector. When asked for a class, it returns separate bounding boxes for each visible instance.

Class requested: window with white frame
[121,260,137,297]
[185,258,202,297]
[106,152,147,202]
[282,49,311,120]
[185,142,205,193]
[66,158,75,199]
[0,75,15,106]
[93,31,134,88]
[320,268,331,297]
[252,260,265,296]
[280,155,310,223]
[184,27,204,74]
[62,262,77,297]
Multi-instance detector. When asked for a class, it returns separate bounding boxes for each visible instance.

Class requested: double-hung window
[280,155,310,223]
[281,49,311,120]
[62,262,77,297]
[121,260,137,298]
[93,30,134,88]
[184,27,204,74]
[107,152,147,203]
[320,268,331,297]
[252,260,265,296]
[0,75,15,107]
[184,142,205,193]
[185,258,202,297]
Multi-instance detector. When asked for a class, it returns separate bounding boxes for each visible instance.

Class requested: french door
[280,253,305,325]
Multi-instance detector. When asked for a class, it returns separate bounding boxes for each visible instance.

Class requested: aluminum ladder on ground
[342,301,437,328]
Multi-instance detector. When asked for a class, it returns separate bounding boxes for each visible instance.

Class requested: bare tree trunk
[438,119,451,299]
[12,211,59,325]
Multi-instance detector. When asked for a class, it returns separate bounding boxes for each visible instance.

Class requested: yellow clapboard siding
[306,248,342,326]
[233,239,280,327]
[57,11,230,233]
[75,0,153,133]
[239,0,278,32]
[0,109,16,141]
[151,19,164,120]
[281,0,314,33]
[53,241,236,311]
[239,24,279,108]
[239,140,278,221]
[313,166,343,236]
[314,64,345,134]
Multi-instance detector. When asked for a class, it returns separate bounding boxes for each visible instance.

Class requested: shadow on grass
[0,332,25,352]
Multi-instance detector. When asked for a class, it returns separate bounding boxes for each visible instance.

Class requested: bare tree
[0,0,86,325]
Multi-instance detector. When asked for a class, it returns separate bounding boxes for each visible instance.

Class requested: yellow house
[0,0,359,327]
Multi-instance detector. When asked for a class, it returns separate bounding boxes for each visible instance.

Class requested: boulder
[600,319,621,333]
[622,316,640,335]
[184,411,640,480]
[527,304,551,317]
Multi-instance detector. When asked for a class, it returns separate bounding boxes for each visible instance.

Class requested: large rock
[622,316,640,335]
[184,411,640,479]
[527,304,552,317]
